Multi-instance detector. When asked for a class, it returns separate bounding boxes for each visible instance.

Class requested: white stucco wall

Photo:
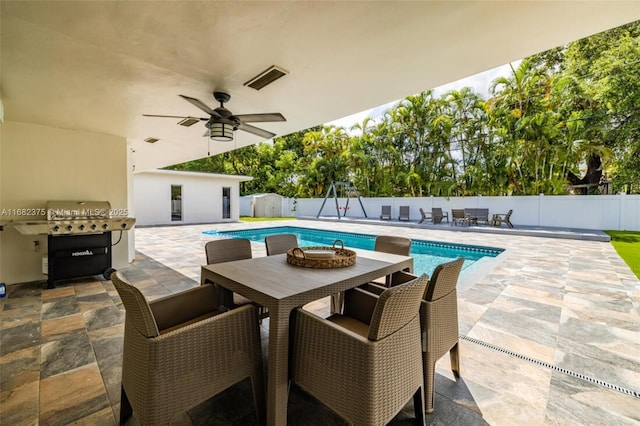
[0,121,131,284]
[133,170,252,226]
[294,194,640,231]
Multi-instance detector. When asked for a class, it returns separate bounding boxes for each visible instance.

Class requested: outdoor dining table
[200,248,413,425]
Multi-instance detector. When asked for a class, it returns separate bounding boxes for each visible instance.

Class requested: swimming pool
[203,226,503,277]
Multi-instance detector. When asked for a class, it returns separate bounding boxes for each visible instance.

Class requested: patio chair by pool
[420,207,449,224]
[491,209,514,228]
[364,257,464,414]
[379,205,392,220]
[112,271,265,425]
[418,208,430,224]
[418,257,463,413]
[399,205,410,221]
[451,209,466,226]
[464,208,489,225]
[265,233,298,256]
[292,274,428,425]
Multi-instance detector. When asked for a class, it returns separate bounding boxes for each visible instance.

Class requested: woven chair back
[368,273,429,341]
[374,235,411,256]
[205,238,252,264]
[424,257,464,301]
[112,271,160,337]
[265,234,298,256]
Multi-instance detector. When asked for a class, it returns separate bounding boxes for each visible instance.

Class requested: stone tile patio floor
[1,219,639,424]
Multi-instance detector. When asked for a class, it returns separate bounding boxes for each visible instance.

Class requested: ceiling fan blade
[179,95,219,116]
[238,123,276,139]
[233,113,286,123]
[143,114,208,120]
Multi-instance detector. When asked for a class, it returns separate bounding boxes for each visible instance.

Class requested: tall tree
[166,21,640,197]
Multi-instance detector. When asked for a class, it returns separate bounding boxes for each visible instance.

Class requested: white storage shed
[251,193,284,218]
[134,170,252,226]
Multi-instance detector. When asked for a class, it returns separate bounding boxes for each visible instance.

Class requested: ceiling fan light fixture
[145,92,284,140]
[244,65,288,90]
[209,122,234,142]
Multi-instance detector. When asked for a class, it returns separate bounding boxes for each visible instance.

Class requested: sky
[327,61,520,131]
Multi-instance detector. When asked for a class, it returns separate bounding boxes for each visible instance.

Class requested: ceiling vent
[244,65,288,90]
[177,117,200,127]
[144,137,159,144]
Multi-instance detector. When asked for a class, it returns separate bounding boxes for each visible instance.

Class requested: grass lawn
[605,230,640,279]
[240,216,296,222]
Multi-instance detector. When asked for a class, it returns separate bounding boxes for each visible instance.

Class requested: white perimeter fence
[240,194,640,231]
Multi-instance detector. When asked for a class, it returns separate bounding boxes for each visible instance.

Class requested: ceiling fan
[143,92,286,141]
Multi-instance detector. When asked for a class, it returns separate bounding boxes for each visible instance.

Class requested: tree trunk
[566,154,603,194]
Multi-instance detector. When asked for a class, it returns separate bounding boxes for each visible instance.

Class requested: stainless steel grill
[13,201,136,288]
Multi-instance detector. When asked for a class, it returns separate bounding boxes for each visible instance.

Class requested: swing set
[316,181,368,219]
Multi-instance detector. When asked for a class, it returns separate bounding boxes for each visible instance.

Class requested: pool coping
[301,216,612,242]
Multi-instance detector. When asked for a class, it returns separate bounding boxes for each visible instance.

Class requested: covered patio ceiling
[2,1,639,171]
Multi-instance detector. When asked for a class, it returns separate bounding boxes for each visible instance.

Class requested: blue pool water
[203,226,503,277]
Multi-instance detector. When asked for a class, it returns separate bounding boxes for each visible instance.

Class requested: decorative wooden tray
[286,240,356,269]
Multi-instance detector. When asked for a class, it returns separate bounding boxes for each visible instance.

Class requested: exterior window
[222,187,231,219]
[171,185,182,221]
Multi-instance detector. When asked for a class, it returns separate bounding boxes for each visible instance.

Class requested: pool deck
[2,219,638,424]
[132,219,640,424]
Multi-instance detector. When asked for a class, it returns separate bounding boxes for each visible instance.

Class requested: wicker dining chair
[292,274,429,426]
[330,235,412,314]
[420,257,463,412]
[373,235,412,286]
[112,271,265,425]
[369,257,464,414]
[204,238,256,309]
[265,233,298,256]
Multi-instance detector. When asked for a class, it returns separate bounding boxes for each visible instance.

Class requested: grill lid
[47,200,112,220]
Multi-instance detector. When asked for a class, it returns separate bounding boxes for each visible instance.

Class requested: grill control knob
[102,223,109,230]
[79,224,86,231]
[66,225,73,231]
[121,223,128,229]
[90,224,98,231]
[53,225,60,232]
